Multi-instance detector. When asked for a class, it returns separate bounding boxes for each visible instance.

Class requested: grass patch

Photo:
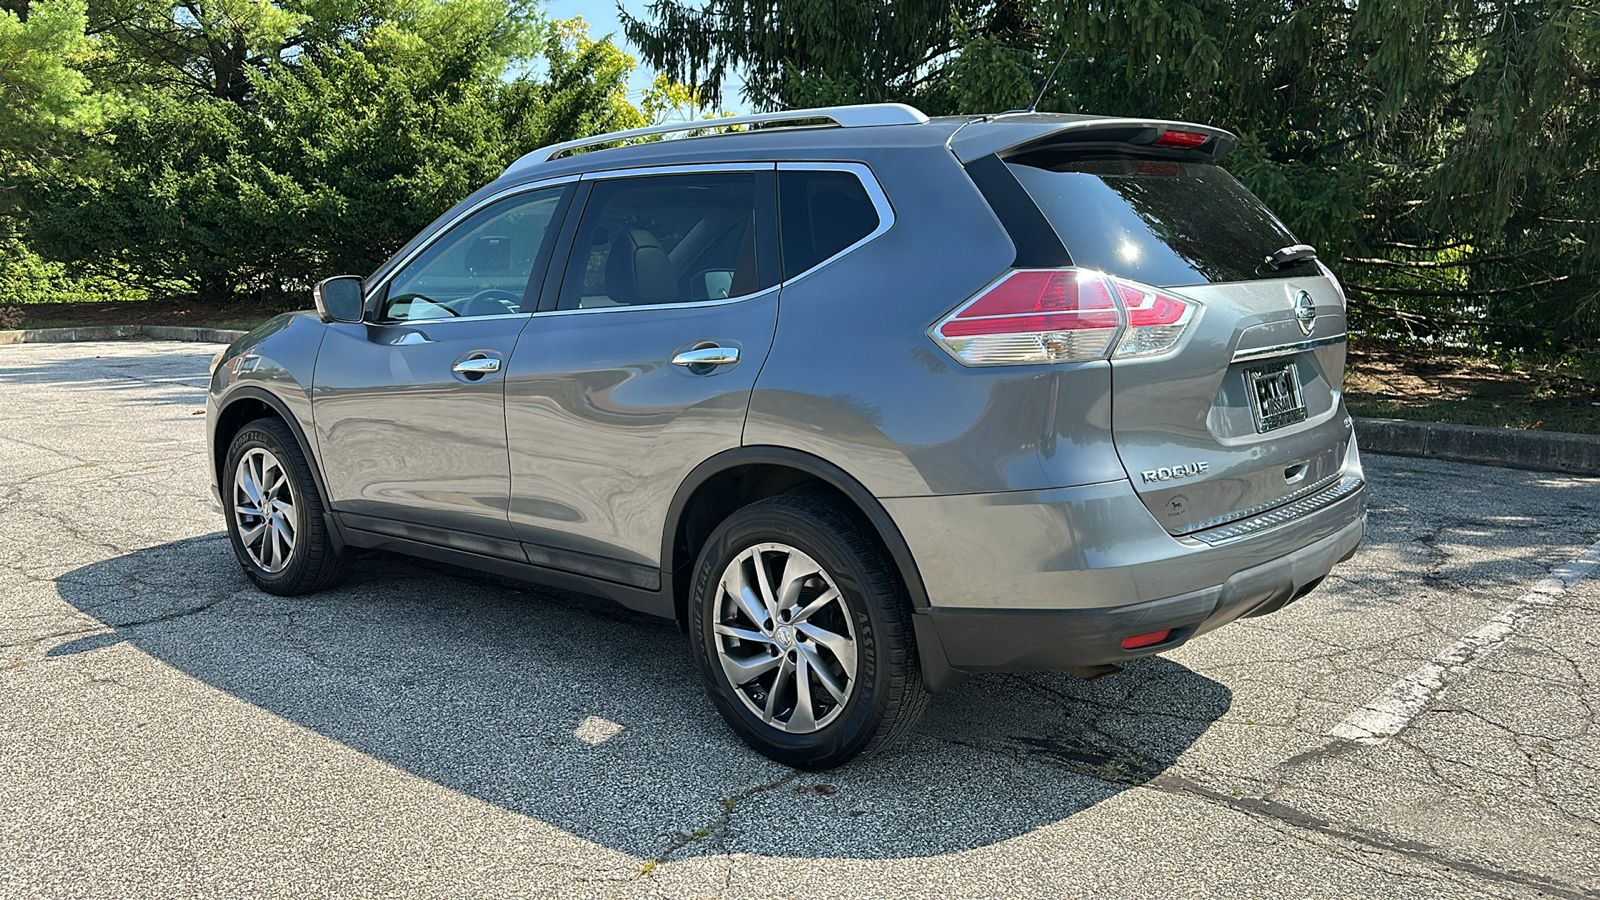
[1345,340,1600,435]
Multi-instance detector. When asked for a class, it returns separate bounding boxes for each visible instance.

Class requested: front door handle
[453,356,502,375]
[672,346,740,367]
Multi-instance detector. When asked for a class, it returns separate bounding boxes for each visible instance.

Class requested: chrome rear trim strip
[1232,333,1347,363]
[1175,470,1344,536]
[1189,475,1365,546]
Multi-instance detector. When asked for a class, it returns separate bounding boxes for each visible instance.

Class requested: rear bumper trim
[1187,474,1365,546]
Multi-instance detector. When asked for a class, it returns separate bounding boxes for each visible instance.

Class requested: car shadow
[49,533,1232,861]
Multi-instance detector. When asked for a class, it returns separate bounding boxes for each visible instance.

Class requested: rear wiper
[1263,244,1318,271]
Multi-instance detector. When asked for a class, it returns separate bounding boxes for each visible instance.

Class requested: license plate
[1245,361,1308,433]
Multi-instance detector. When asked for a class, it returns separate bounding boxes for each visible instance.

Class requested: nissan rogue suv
[206,103,1367,769]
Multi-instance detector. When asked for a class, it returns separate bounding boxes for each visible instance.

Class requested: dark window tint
[779,170,880,278]
[383,186,566,321]
[1006,160,1310,286]
[558,173,760,310]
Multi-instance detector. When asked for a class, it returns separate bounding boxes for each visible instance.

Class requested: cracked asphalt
[3,340,1599,899]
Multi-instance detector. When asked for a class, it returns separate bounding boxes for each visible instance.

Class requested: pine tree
[623,0,1600,349]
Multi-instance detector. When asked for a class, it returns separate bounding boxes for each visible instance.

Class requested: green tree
[623,0,1600,350]
[0,0,136,304]
[22,4,649,302]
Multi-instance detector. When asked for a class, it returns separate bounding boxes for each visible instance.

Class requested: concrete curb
[1357,417,1600,476]
[0,325,248,345]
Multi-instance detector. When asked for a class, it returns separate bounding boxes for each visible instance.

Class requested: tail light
[930,268,1199,367]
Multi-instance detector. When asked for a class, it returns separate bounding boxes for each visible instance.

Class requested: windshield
[1007,159,1312,286]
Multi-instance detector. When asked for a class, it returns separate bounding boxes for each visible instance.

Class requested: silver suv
[207,104,1366,768]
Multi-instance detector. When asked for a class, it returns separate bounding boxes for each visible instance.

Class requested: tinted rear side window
[779,170,880,278]
[1006,160,1308,286]
[558,172,761,310]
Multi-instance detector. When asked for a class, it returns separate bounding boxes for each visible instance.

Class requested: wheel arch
[213,387,346,550]
[662,446,931,629]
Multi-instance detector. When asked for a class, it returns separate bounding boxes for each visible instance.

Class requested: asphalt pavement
[2,340,1597,899]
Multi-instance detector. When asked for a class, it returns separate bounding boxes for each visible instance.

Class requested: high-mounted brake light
[930,269,1200,367]
[1153,129,1210,149]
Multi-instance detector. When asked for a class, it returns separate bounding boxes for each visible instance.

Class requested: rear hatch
[961,118,1355,535]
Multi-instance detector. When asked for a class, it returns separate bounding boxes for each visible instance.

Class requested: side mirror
[314,275,366,324]
[699,270,734,300]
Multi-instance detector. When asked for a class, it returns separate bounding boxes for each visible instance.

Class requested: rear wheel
[689,492,927,769]
[223,418,347,595]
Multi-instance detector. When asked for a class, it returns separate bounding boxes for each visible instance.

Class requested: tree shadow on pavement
[0,344,217,410]
[49,533,1231,861]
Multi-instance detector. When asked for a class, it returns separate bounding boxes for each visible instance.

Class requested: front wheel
[689,492,928,769]
[223,417,347,595]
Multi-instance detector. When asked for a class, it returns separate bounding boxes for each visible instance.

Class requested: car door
[313,181,574,547]
[503,166,780,586]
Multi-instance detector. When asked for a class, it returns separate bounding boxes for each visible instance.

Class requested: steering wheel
[459,289,523,317]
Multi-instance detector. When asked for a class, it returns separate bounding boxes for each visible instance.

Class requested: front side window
[382,185,567,321]
[558,172,761,310]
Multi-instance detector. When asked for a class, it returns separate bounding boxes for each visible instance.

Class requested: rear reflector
[1121,629,1172,650]
[1153,129,1210,149]
[930,268,1199,366]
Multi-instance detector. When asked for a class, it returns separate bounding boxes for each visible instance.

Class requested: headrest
[605,228,677,305]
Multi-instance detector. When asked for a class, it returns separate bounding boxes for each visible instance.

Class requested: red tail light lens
[1113,281,1197,359]
[933,270,1121,365]
[931,269,1199,367]
[1153,129,1210,149]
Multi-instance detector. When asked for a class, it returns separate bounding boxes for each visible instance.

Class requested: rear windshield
[1006,160,1311,286]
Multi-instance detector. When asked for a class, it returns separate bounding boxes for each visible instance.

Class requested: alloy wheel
[712,542,858,733]
[233,447,298,573]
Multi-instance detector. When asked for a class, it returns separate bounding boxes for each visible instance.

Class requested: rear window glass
[779,170,880,278]
[1006,160,1310,286]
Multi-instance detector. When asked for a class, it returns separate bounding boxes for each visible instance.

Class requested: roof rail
[505,103,930,173]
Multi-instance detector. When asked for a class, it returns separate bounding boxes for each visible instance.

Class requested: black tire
[222,417,348,595]
[690,491,928,769]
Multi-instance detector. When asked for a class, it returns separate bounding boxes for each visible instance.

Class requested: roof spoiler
[948,115,1239,165]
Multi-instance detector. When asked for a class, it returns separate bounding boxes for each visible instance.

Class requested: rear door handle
[672,346,740,367]
[452,356,502,375]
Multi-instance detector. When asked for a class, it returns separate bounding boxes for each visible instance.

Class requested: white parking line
[1329,535,1600,745]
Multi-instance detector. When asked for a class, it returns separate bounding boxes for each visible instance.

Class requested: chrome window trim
[577,162,776,180]
[375,312,534,325]
[1231,333,1347,363]
[774,161,895,286]
[363,175,580,311]
[530,285,781,319]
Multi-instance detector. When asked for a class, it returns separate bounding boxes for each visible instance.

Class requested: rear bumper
[886,441,1367,688]
[911,511,1363,684]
